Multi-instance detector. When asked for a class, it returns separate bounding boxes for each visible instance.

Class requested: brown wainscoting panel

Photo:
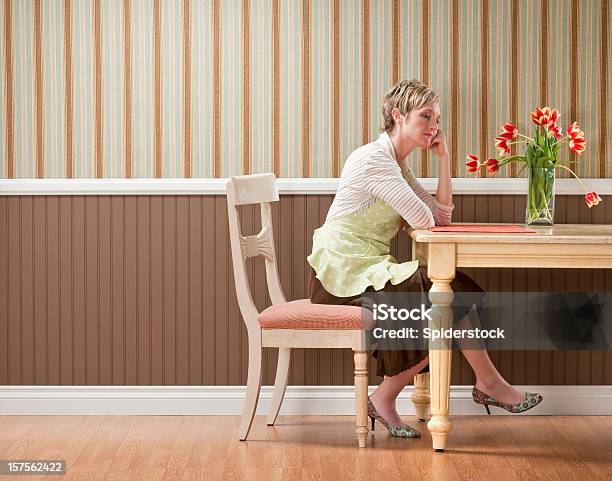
[0,194,611,386]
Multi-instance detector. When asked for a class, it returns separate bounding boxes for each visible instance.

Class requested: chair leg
[412,372,431,422]
[239,337,263,441]
[353,349,369,448]
[267,347,291,426]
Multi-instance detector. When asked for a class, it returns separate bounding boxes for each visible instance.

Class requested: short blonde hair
[380,79,440,133]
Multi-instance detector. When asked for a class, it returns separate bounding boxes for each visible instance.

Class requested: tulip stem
[498,155,525,166]
[556,164,588,193]
[527,166,554,224]
[517,132,544,151]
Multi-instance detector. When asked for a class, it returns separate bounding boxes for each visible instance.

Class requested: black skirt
[307,265,485,377]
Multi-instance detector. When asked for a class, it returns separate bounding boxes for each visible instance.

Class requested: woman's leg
[309,268,429,425]
[368,356,429,427]
[460,349,525,404]
[457,305,526,404]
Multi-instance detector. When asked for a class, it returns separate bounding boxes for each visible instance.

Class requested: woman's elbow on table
[434,216,452,227]
[403,212,436,230]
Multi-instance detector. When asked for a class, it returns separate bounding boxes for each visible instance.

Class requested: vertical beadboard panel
[45,196,59,385]
[150,196,163,384]
[33,196,46,384]
[110,196,125,385]
[137,196,151,384]
[163,196,177,384]
[21,196,34,384]
[124,195,137,384]
[176,197,189,384]
[59,196,73,384]
[7,197,20,384]
[201,196,215,385]
[0,197,8,384]
[213,196,228,385]
[85,197,99,385]
[606,196,612,384]
[188,196,203,385]
[0,194,611,387]
[98,196,112,385]
[72,196,85,384]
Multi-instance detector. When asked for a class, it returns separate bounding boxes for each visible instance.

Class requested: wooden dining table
[404,223,612,451]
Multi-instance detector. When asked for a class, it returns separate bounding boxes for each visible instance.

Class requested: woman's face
[392,101,441,150]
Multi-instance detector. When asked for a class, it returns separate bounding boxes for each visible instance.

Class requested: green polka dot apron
[307,199,420,297]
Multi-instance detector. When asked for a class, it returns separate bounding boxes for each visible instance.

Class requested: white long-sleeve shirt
[326,132,454,228]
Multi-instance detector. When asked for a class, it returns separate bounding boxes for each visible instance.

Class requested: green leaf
[499,155,525,167]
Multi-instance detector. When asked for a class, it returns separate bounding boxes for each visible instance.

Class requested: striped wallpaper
[0,0,610,179]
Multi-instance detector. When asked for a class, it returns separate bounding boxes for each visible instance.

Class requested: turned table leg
[412,373,430,422]
[426,243,456,452]
[353,349,369,448]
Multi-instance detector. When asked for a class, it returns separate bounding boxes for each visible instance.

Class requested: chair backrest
[226,173,288,332]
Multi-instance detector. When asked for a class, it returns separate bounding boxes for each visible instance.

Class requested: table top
[406,223,612,244]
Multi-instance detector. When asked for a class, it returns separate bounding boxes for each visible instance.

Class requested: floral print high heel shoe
[367,397,421,438]
[472,386,543,414]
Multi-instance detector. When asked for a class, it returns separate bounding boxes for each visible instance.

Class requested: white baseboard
[1,385,611,415]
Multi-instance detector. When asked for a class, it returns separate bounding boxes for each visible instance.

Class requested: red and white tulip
[584,192,602,208]
[548,123,563,140]
[498,123,518,140]
[569,136,586,155]
[494,136,510,155]
[484,158,500,174]
[530,106,559,128]
[465,154,480,173]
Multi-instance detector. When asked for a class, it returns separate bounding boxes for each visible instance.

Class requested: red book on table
[428,224,537,233]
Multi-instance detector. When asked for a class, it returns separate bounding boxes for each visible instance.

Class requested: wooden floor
[1,415,612,481]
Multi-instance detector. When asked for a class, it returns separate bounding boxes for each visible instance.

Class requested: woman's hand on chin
[427,128,450,158]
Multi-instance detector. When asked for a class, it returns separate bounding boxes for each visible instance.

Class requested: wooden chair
[226,173,374,447]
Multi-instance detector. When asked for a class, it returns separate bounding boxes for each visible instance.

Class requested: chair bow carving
[240,226,274,261]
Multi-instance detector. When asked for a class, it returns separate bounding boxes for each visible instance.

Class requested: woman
[307,79,543,438]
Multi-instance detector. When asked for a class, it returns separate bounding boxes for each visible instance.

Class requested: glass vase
[525,165,555,226]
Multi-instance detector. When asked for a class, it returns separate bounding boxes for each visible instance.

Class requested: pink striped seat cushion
[258,299,374,330]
